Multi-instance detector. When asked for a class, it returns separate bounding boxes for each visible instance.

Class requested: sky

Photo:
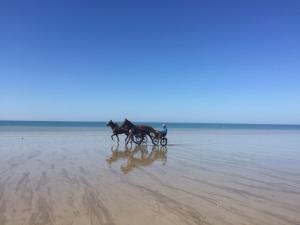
[0,0,300,124]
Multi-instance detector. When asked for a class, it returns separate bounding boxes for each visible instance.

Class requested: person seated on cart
[160,124,167,137]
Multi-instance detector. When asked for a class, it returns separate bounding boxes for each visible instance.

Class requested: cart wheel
[137,136,144,145]
[160,138,167,146]
[142,135,148,143]
[152,137,159,145]
[133,135,143,145]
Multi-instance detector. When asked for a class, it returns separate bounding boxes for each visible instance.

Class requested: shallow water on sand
[0,129,300,225]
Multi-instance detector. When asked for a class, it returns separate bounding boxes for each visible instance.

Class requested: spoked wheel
[152,137,159,145]
[160,138,167,146]
[133,134,144,145]
[142,135,148,143]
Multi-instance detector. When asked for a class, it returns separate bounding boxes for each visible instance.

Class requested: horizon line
[0,120,300,126]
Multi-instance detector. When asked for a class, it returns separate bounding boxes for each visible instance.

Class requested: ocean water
[1,120,300,132]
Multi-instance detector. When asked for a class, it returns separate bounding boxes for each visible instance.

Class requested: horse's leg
[125,134,130,145]
[112,134,118,142]
[125,134,129,143]
[126,133,133,145]
[130,132,134,144]
[127,133,133,143]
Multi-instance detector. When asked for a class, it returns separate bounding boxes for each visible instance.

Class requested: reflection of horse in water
[106,144,132,165]
[122,145,167,174]
[106,144,167,174]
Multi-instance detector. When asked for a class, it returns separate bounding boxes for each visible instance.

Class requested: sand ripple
[0,131,300,225]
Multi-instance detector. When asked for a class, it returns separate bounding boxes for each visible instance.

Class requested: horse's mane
[123,119,135,127]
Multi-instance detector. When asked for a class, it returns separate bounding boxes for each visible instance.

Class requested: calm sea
[0,120,300,132]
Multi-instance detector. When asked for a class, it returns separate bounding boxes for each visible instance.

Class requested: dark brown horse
[106,120,130,143]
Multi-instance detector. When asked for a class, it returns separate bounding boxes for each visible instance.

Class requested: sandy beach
[0,128,300,225]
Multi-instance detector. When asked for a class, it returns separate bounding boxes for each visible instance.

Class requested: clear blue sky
[1,0,300,123]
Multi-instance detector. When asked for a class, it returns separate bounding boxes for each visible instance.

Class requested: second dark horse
[121,119,159,145]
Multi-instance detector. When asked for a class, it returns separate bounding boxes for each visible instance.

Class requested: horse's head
[122,118,134,129]
[106,120,113,127]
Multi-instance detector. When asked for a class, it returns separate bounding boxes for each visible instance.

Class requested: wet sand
[0,129,300,225]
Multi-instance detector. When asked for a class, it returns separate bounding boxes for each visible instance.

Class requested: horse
[106,120,130,143]
[121,119,159,144]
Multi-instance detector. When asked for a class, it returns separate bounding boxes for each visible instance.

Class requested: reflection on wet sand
[106,145,167,174]
[106,144,132,165]
[0,130,300,225]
